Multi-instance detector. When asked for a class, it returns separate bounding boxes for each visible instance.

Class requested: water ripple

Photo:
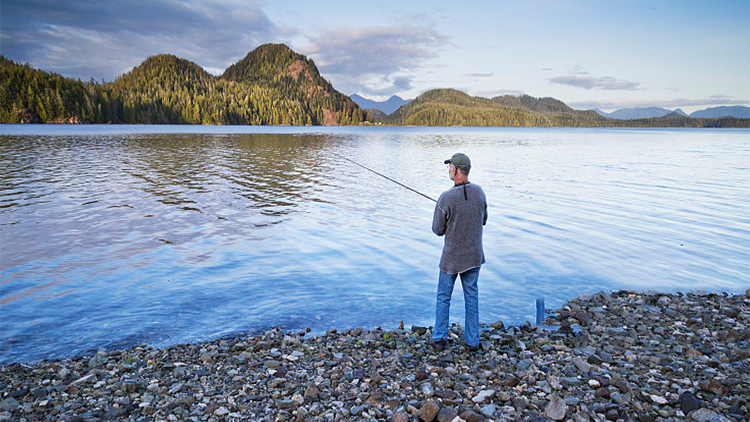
[1,127,748,363]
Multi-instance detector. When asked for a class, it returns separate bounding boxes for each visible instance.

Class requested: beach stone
[140,405,156,416]
[3,289,747,422]
[690,408,732,422]
[71,374,96,385]
[459,410,485,422]
[649,394,668,405]
[472,389,495,403]
[422,382,435,396]
[435,390,458,400]
[393,411,410,422]
[0,398,19,412]
[573,357,591,373]
[88,351,107,368]
[304,383,319,400]
[701,379,723,395]
[416,369,431,381]
[437,407,458,422]
[516,358,533,371]
[420,399,440,422]
[480,404,496,418]
[613,378,631,393]
[544,395,568,421]
[680,391,701,414]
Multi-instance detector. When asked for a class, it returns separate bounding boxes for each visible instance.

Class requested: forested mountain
[0,44,370,125]
[1,47,747,127]
[385,89,549,126]
[491,94,610,126]
[384,89,749,128]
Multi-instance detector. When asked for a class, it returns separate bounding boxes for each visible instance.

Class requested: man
[430,152,488,351]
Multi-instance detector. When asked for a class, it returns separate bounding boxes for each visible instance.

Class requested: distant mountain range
[690,106,750,119]
[350,94,411,115]
[595,106,749,120]
[1,43,748,127]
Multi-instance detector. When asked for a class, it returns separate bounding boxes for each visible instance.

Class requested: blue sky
[2,0,747,112]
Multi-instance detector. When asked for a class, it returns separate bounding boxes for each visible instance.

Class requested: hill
[0,44,370,125]
[690,106,750,119]
[492,95,611,126]
[350,94,410,115]
[383,89,748,128]
[385,89,550,126]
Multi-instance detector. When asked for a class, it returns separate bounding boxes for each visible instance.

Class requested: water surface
[1,125,748,363]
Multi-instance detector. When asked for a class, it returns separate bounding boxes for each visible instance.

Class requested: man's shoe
[429,338,446,350]
[465,344,480,352]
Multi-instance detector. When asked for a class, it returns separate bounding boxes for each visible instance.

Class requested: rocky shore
[1,289,748,422]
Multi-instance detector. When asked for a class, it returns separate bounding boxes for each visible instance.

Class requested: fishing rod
[331,152,437,203]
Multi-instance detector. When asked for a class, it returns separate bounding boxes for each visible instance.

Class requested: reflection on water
[1,127,748,363]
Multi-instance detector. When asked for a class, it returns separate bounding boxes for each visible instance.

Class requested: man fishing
[430,153,488,351]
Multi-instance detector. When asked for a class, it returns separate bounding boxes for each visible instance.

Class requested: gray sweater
[432,182,488,274]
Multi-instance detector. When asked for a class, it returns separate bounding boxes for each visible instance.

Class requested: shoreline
[1,289,748,422]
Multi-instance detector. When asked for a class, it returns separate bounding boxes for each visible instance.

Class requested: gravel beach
[1,289,748,422]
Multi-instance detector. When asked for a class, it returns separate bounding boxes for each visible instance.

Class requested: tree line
[384,89,749,128]
[0,44,370,125]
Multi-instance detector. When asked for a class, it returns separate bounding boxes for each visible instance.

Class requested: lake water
[1,125,748,363]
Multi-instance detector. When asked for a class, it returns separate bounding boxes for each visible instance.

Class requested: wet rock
[88,351,107,368]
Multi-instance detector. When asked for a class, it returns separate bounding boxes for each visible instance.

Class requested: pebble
[0,290,747,422]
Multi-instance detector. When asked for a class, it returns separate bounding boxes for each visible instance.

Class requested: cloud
[299,24,448,96]
[0,0,279,80]
[466,72,494,78]
[550,75,641,90]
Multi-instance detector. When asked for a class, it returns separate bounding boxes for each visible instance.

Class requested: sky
[1,0,748,113]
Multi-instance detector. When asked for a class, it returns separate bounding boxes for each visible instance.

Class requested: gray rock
[573,357,591,373]
[480,403,496,417]
[0,398,19,412]
[690,408,732,422]
[544,394,568,421]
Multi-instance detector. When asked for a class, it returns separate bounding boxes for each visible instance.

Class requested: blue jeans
[433,267,480,347]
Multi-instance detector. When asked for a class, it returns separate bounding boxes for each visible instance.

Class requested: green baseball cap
[444,153,471,170]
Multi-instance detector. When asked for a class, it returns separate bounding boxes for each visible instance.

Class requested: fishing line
[331,152,437,203]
